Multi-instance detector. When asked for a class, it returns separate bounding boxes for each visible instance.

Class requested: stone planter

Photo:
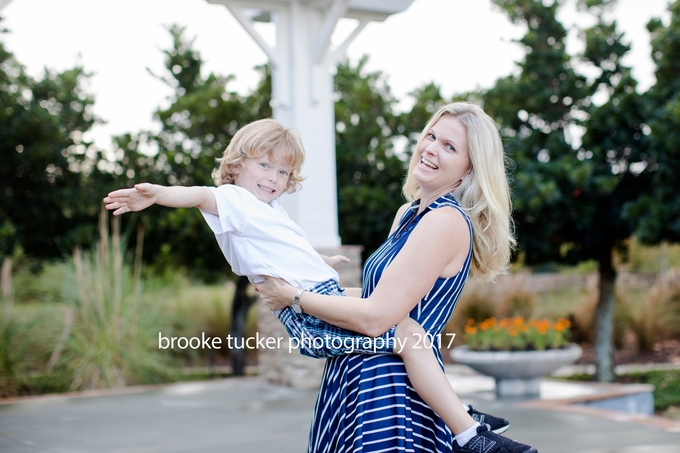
[450,344,583,397]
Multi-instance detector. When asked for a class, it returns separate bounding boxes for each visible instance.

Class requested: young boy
[103,118,509,444]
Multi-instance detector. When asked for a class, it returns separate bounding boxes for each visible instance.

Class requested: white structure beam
[328,18,367,68]
[311,0,348,65]
[223,4,282,67]
[0,0,14,12]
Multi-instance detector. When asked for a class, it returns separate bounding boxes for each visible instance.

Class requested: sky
[0,0,672,150]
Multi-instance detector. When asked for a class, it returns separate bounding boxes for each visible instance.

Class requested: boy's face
[233,154,292,203]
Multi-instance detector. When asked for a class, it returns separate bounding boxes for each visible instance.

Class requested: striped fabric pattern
[308,193,473,453]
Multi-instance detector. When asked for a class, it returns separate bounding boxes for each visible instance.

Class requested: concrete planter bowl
[450,343,583,397]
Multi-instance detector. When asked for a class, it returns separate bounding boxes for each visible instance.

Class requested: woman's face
[413,115,472,194]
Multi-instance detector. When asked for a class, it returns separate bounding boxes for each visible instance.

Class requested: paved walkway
[1,368,679,453]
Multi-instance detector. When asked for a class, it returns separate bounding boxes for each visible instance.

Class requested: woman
[256,103,536,453]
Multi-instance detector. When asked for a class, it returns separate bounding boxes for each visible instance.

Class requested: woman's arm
[256,207,470,337]
[342,287,362,297]
[104,183,217,216]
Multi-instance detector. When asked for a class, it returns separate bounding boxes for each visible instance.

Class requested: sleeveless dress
[307,193,473,453]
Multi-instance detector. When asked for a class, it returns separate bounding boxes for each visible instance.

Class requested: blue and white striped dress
[308,193,473,453]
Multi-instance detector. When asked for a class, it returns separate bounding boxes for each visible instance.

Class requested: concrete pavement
[1,368,679,453]
[0,379,316,453]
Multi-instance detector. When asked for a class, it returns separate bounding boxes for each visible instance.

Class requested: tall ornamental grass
[618,270,680,351]
[58,211,174,390]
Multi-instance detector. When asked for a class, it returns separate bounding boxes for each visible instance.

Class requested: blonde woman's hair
[212,118,305,193]
[403,102,516,279]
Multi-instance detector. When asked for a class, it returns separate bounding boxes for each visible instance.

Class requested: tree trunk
[595,248,617,382]
[231,276,256,376]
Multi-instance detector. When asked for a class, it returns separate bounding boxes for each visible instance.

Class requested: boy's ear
[228,163,241,174]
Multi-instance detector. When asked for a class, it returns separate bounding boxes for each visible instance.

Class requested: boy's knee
[396,317,424,338]
[394,317,426,354]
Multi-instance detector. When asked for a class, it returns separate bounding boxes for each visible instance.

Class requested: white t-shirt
[200,184,339,289]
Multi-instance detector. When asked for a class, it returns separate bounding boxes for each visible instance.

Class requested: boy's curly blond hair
[212,119,305,193]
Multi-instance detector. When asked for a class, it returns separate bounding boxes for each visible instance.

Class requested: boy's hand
[103,183,157,216]
[322,254,350,270]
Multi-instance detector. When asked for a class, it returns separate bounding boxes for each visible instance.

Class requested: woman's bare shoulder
[418,206,469,239]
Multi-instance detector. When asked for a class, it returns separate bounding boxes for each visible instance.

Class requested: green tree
[626,1,680,244]
[484,0,650,381]
[334,56,407,258]
[0,21,101,260]
[577,7,651,381]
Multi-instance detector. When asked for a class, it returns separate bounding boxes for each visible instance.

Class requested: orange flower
[465,325,478,335]
[479,319,495,331]
[464,316,571,351]
[554,318,571,332]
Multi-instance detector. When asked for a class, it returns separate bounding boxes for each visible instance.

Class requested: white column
[271,2,342,248]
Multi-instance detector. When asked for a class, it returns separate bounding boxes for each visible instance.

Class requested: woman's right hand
[103,183,157,216]
[254,277,298,311]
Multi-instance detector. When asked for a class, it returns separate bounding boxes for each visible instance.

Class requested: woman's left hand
[254,277,298,311]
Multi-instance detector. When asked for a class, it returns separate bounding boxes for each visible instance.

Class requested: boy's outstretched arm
[103,183,217,216]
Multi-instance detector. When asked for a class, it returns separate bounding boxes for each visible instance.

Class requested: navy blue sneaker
[453,425,537,453]
[467,405,510,435]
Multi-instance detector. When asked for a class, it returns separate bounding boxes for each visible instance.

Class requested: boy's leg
[275,280,395,359]
[395,318,536,452]
[394,317,477,437]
